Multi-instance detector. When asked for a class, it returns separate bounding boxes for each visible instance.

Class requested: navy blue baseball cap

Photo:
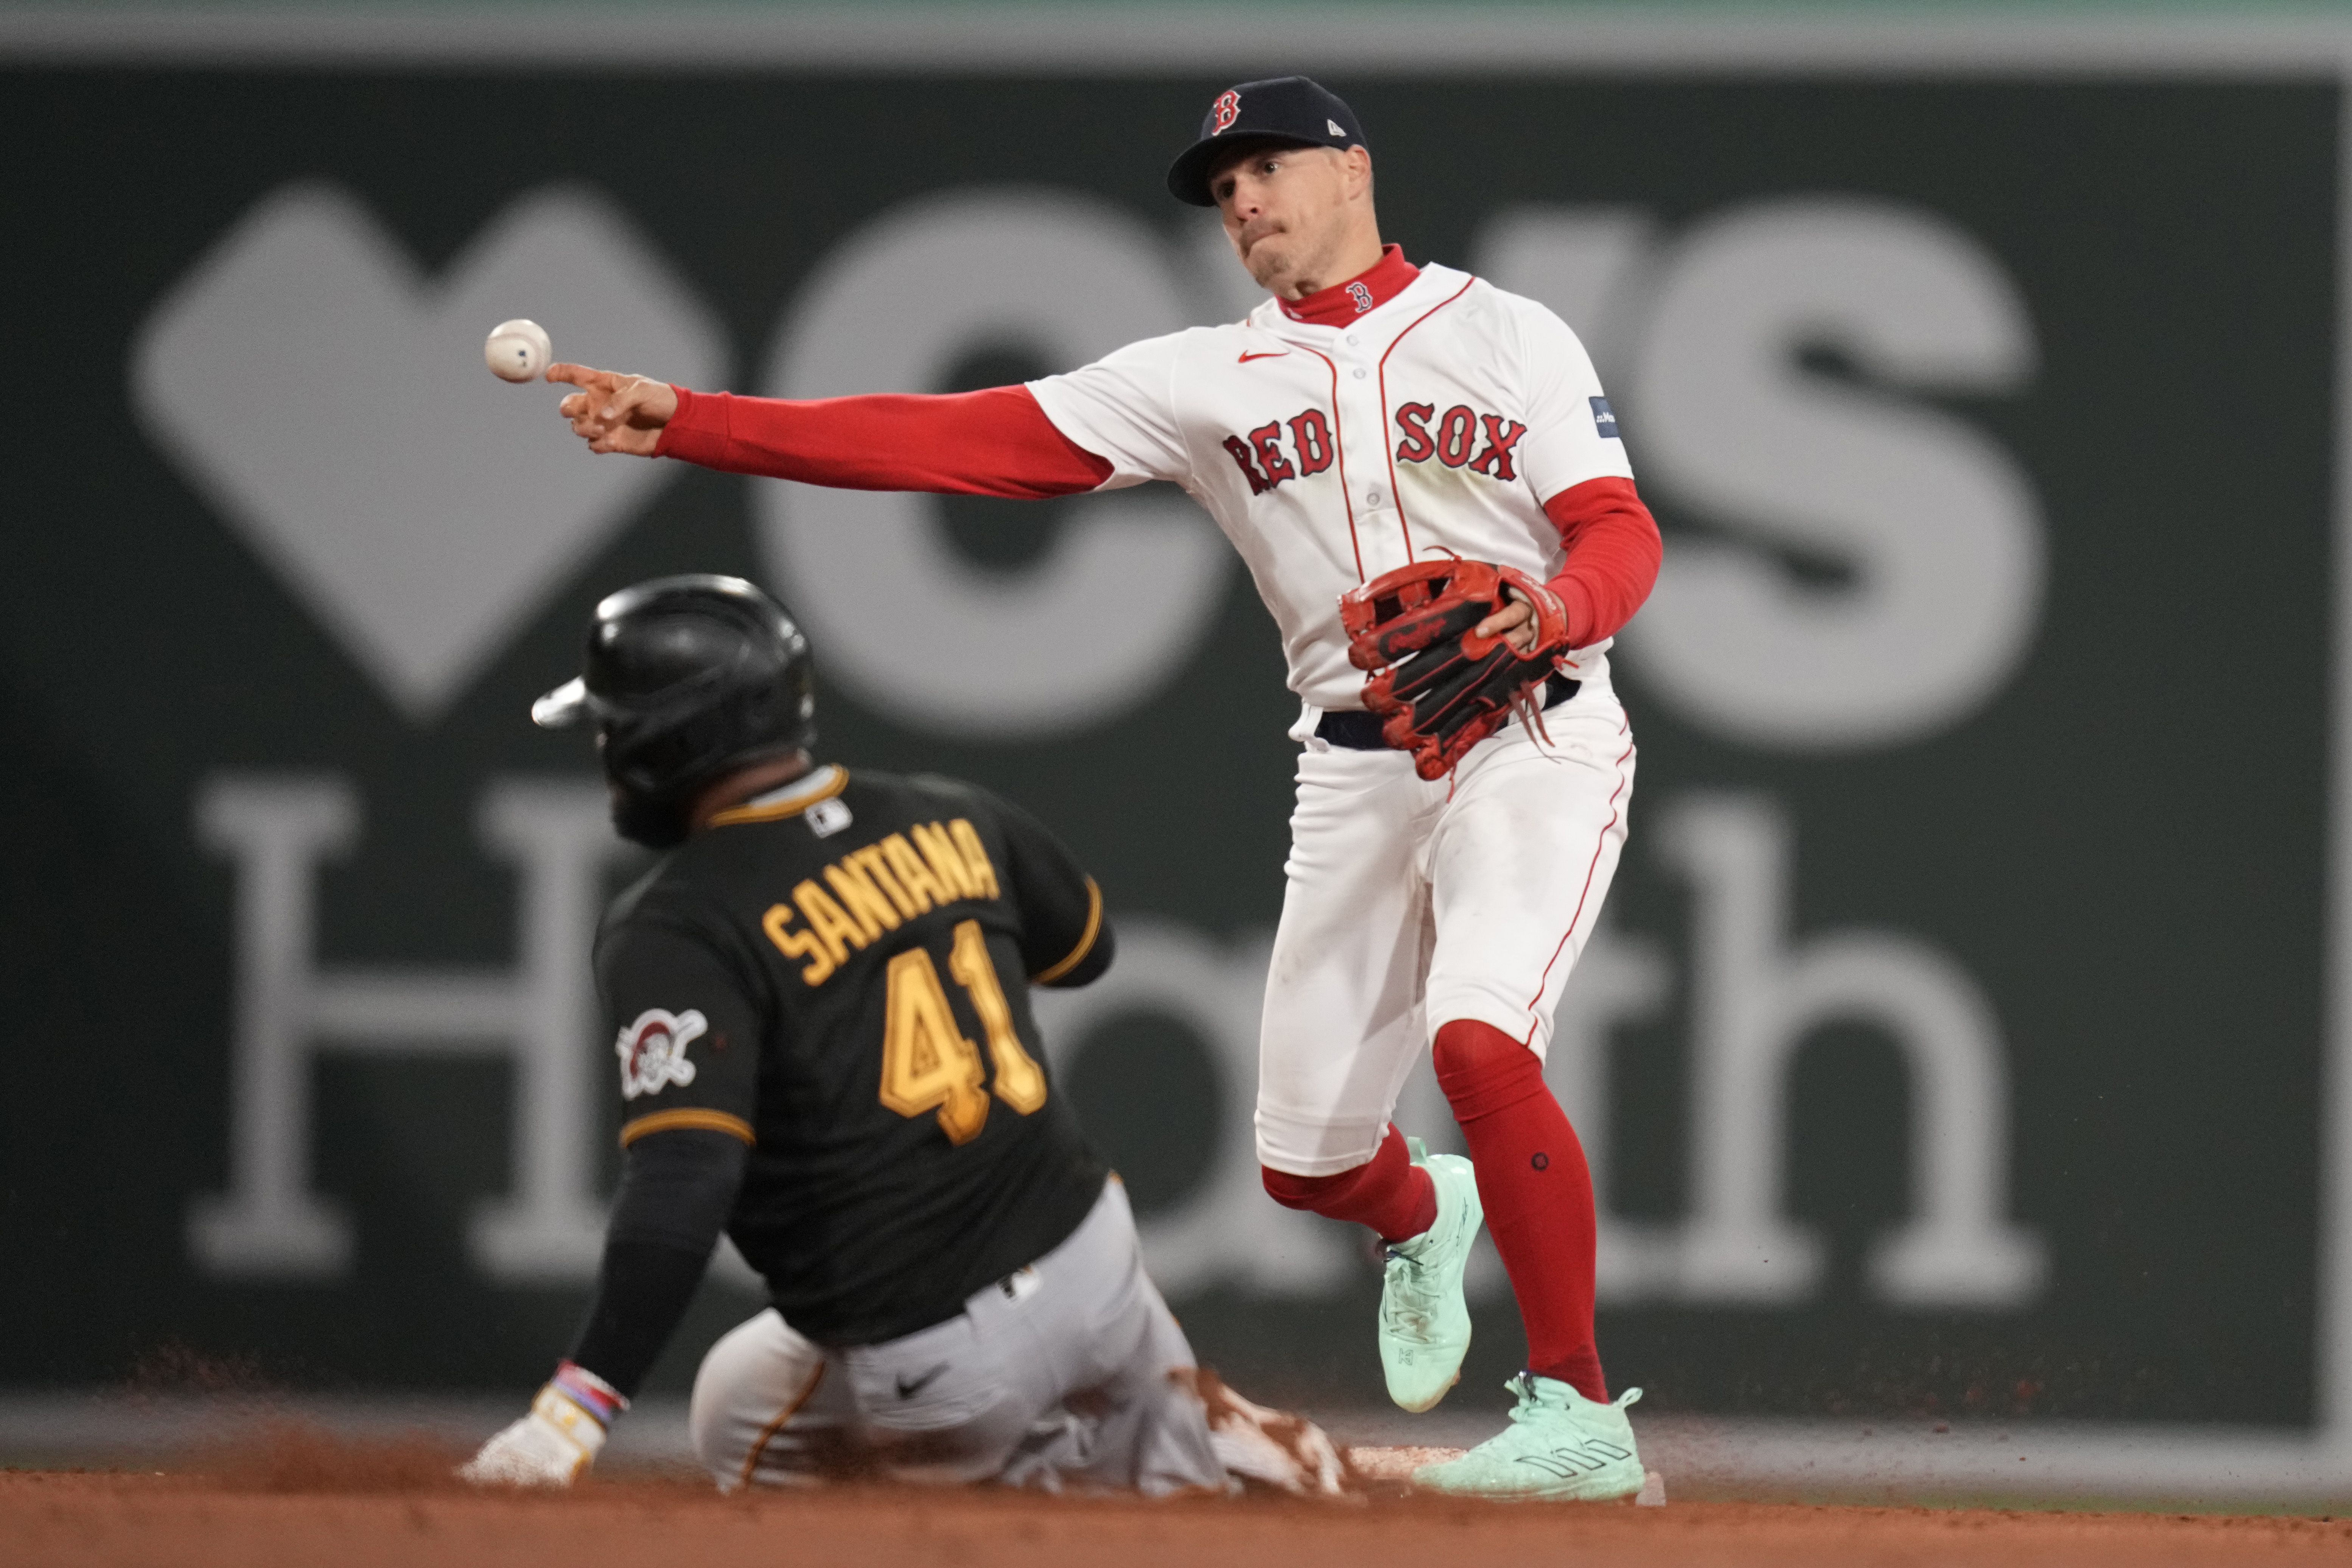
[1166,76,1368,207]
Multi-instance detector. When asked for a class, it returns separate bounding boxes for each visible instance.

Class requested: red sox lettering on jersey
[1224,403,1528,496]
[1030,247,1632,717]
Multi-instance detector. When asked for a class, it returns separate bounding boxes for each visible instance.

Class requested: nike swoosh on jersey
[1238,350,1288,363]
[896,1364,949,1399]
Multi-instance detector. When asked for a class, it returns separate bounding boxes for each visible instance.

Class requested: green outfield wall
[0,39,2336,1436]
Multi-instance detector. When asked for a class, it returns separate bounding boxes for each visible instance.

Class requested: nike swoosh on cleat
[895,1364,949,1400]
[1238,351,1288,363]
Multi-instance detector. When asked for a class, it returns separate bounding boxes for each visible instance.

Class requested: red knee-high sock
[1262,1123,1438,1243]
[1432,1019,1606,1402]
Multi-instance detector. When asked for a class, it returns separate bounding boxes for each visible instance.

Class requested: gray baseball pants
[687,1177,1224,1495]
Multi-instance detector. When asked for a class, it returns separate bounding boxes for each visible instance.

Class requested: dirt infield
[8,1435,2352,1568]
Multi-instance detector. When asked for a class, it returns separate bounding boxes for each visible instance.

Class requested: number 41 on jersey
[879,919,1048,1143]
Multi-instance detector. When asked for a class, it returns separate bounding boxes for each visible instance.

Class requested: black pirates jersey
[593,764,1111,1347]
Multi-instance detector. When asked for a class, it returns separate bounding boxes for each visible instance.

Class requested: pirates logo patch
[616,1007,706,1099]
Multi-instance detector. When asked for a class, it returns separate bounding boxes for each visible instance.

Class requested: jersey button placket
[1364,322,1411,562]
[1347,325,1406,567]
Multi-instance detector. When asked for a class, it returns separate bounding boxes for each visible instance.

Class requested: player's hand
[548,363,678,457]
[1473,594,1538,655]
[457,1380,614,1487]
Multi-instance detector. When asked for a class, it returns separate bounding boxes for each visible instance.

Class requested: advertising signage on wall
[2,18,2347,1487]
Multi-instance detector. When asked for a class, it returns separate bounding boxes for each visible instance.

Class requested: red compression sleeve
[652,384,1114,499]
[1541,476,1663,648]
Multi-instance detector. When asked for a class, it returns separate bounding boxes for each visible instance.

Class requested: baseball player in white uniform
[549,75,1663,1500]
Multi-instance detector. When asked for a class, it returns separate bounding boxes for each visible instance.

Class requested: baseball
[484,318,552,382]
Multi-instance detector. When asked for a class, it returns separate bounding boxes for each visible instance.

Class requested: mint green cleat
[1377,1138,1483,1413]
[1412,1374,1646,1501]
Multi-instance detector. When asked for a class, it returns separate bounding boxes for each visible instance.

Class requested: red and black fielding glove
[1338,559,1572,780]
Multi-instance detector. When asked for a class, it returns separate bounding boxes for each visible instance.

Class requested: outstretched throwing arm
[545,364,1112,498]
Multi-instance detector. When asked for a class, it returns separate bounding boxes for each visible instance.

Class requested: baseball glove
[1338,558,1571,780]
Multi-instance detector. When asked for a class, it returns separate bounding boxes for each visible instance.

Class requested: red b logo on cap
[1211,90,1241,133]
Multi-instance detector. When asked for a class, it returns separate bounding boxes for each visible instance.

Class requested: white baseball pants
[1254,674,1636,1176]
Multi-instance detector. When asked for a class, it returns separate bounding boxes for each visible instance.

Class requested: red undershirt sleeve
[1541,476,1664,649]
[651,383,1115,499]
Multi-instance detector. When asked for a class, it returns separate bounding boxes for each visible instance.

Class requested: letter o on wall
[756,189,1229,738]
[1619,197,2044,751]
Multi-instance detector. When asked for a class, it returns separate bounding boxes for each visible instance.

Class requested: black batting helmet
[532,574,816,847]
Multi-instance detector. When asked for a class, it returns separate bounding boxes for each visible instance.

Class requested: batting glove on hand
[459,1363,626,1487]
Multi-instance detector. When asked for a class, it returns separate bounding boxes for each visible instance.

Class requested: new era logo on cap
[1166,76,1369,207]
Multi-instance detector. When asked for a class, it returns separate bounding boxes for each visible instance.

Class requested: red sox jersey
[1026,251,1635,714]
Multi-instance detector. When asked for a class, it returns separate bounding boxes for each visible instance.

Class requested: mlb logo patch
[1590,397,1619,439]
[807,797,854,838]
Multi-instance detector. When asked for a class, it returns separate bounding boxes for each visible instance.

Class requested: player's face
[1211,143,1372,296]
